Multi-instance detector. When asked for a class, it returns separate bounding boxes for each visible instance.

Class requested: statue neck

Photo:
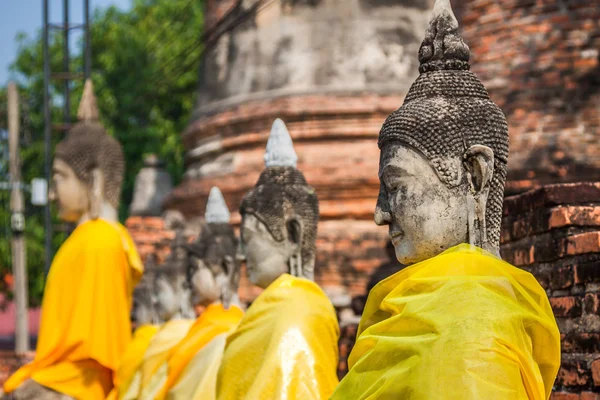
[227,293,242,309]
[77,201,118,226]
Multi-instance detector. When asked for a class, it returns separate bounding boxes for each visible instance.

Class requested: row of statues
[2,0,562,399]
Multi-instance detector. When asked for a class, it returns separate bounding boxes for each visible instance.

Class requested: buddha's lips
[389,231,402,243]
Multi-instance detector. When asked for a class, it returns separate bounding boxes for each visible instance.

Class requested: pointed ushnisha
[264,118,298,168]
[77,79,100,122]
[418,0,470,73]
[205,186,231,224]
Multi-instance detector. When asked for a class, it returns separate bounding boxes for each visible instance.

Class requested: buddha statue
[2,80,143,400]
[135,237,194,400]
[131,255,160,326]
[216,119,340,400]
[152,187,244,400]
[156,230,196,321]
[331,1,560,399]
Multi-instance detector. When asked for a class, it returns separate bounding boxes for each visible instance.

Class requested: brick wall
[455,0,600,194]
[501,182,600,398]
[125,216,177,264]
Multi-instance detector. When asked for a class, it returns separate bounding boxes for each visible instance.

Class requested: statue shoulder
[72,219,127,252]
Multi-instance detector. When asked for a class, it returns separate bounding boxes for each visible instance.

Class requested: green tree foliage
[0,0,204,306]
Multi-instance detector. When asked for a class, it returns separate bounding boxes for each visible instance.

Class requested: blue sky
[0,0,131,86]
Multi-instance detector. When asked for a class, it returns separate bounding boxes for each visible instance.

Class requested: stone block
[585,294,600,315]
[562,333,600,353]
[551,296,583,318]
[557,360,590,387]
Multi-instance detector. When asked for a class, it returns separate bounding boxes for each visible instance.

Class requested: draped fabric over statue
[167,333,227,400]
[153,303,244,400]
[331,244,561,400]
[3,220,143,399]
[105,324,159,400]
[135,319,194,400]
[216,274,339,400]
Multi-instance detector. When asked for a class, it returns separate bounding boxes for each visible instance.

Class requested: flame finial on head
[418,0,470,73]
[264,118,298,168]
[205,186,231,224]
[77,79,100,122]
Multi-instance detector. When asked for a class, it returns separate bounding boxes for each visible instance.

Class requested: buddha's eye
[384,177,402,193]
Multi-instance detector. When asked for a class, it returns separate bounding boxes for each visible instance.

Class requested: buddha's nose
[374,206,392,226]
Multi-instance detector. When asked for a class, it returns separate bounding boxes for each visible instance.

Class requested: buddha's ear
[89,168,104,219]
[464,145,494,194]
[286,217,304,248]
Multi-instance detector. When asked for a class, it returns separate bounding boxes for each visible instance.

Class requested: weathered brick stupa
[164,0,435,302]
[164,0,600,303]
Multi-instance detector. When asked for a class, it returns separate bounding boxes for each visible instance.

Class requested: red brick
[581,392,600,400]
[584,294,600,315]
[551,393,580,400]
[592,359,600,387]
[575,262,600,284]
[551,296,583,318]
[551,266,574,290]
[557,360,590,387]
[562,333,600,353]
[567,233,600,256]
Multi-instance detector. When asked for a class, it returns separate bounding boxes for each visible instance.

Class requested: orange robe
[3,219,143,399]
[216,274,340,400]
[153,303,244,400]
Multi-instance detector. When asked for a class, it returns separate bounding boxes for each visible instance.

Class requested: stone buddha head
[374,0,509,265]
[132,255,159,325]
[187,187,240,309]
[153,232,192,321]
[50,79,124,225]
[153,263,189,322]
[238,119,319,289]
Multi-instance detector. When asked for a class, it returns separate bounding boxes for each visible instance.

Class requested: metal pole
[84,0,91,79]
[8,83,29,354]
[63,0,70,125]
[43,0,52,277]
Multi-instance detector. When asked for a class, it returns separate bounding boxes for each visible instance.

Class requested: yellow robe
[136,319,194,400]
[331,244,561,400]
[216,274,340,400]
[105,324,159,400]
[152,303,244,400]
[168,332,228,400]
[3,219,143,400]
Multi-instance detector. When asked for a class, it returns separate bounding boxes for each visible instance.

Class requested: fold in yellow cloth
[217,274,340,400]
[331,244,561,400]
[105,324,159,400]
[155,303,243,400]
[3,219,143,400]
[136,319,194,400]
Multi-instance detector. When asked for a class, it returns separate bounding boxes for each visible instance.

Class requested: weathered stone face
[153,268,187,322]
[49,159,91,223]
[131,269,157,326]
[187,222,239,307]
[376,143,470,264]
[239,214,296,288]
